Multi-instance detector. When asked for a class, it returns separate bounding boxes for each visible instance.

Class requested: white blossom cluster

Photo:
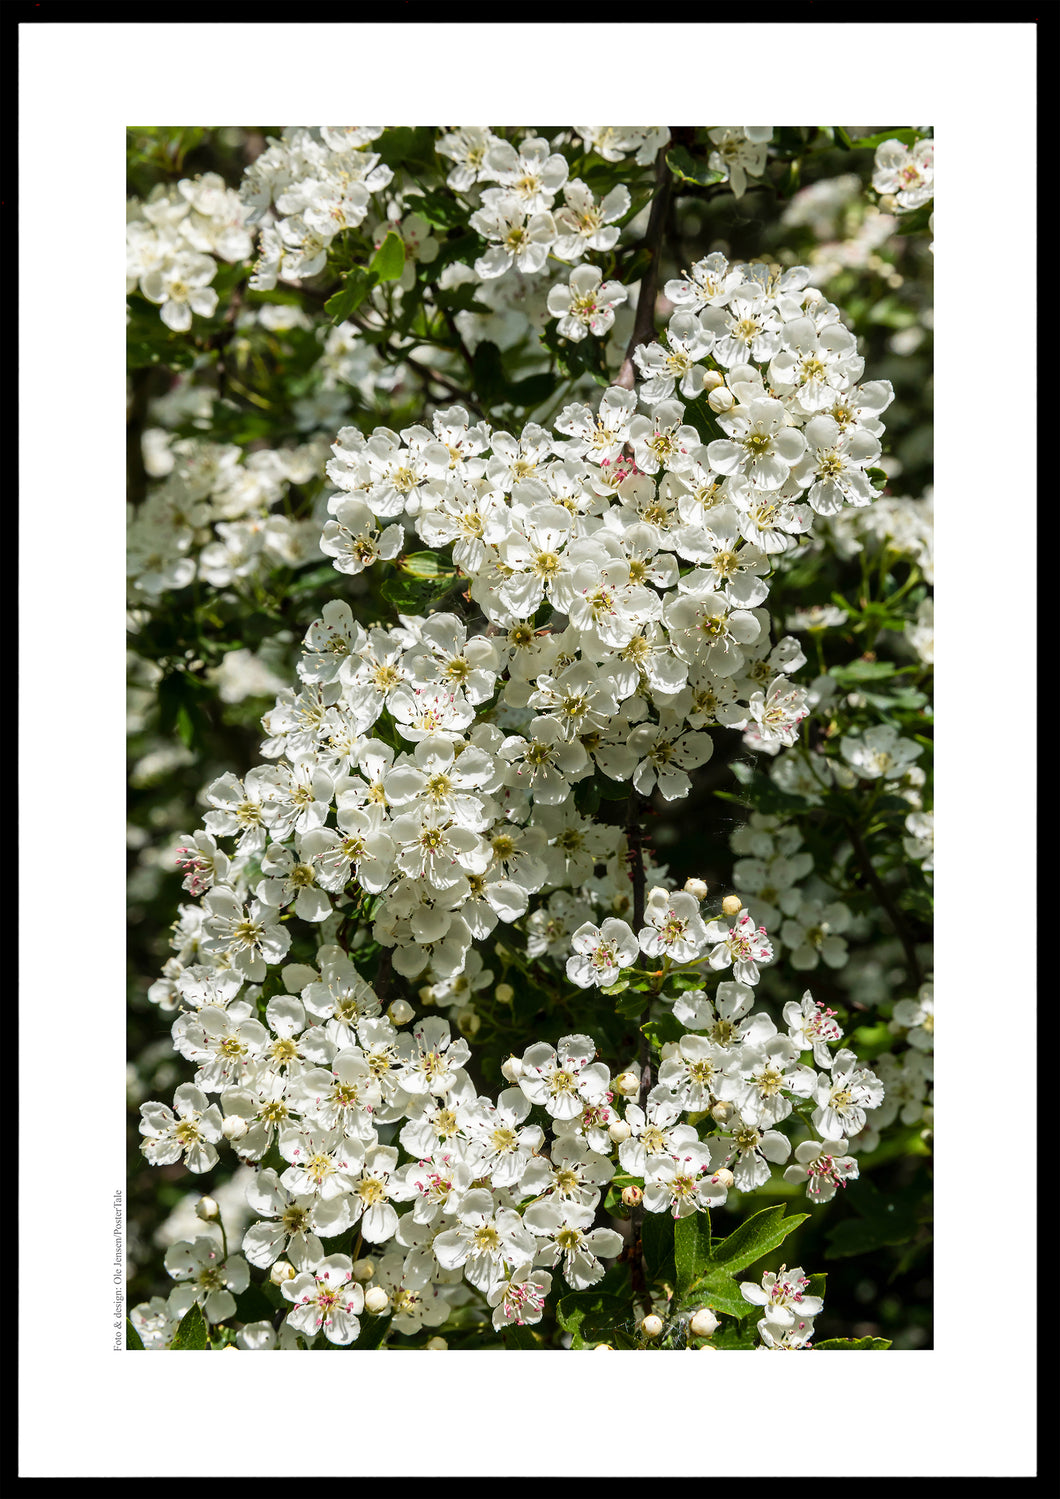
[127,173,253,331]
[136,964,878,1347]
[127,432,330,598]
[241,127,394,289]
[136,241,899,1348]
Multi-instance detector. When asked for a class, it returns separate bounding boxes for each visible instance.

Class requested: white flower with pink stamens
[704,907,774,984]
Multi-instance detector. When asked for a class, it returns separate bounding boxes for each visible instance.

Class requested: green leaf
[503,1324,542,1349]
[125,1318,146,1350]
[325,267,375,325]
[351,1312,390,1349]
[369,231,406,284]
[379,571,443,614]
[170,1302,209,1350]
[897,202,934,237]
[414,189,466,230]
[373,126,436,172]
[709,1321,758,1349]
[402,550,455,580]
[641,1212,675,1286]
[687,1267,756,1320]
[555,1291,632,1349]
[830,659,897,685]
[866,466,888,488]
[848,128,925,151]
[613,988,648,1019]
[814,1336,892,1350]
[640,1013,684,1049]
[666,145,727,188]
[674,1209,711,1297]
[708,1206,810,1274]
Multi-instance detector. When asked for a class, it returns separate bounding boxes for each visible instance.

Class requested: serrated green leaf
[503,1324,542,1349]
[847,128,925,152]
[709,1206,810,1274]
[170,1302,209,1350]
[666,145,727,188]
[641,1212,675,1285]
[830,659,897,685]
[641,1013,684,1049]
[369,231,406,284]
[325,267,375,325]
[125,1318,146,1350]
[556,1291,630,1349]
[402,550,455,580]
[814,1336,892,1350]
[674,1209,711,1297]
[687,1267,756,1320]
[613,988,647,1018]
[414,189,466,230]
[351,1312,390,1349]
[709,1321,759,1349]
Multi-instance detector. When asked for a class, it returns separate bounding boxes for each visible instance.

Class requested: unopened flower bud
[269,1260,296,1285]
[621,1184,643,1208]
[456,1006,480,1038]
[593,1343,613,1351]
[712,1168,735,1190]
[495,983,514,1006]
[640,1314,664,1339]
[501,1056,523,1083]
[195,1196,219,1223]
[701,369,724,394]
[418,985,437,1006]
[690,1307,720,1338]
[387,998,414,1026]
[710,1100,735,1125]
[614,1071,639,1097]
[425,1336,448,1350]
[609,1120,632,1145]
[364,1286,389,1315]
[721,894,743,916]
[222,1116,248,1142]
[683,877,709,900]
[351,1258,375,1282]
[707,386,736,414]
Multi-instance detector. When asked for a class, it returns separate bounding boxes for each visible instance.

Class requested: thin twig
[614,147,674,390]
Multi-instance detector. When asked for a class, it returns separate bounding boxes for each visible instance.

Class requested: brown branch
[614,147,675,390]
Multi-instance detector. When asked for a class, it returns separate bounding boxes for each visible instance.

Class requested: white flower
[741,1263,822,1327]
[488,1265,553,1331]
[139,1084,223,1174]
[566,919,639,989]
[164,1237,249,1324]
[517,1033,611,1120]
[547,264,627,342]
[872,137,934,211]
[704,908,774,985]
[812,1049,885,1140]
[783,1138,859,1202]
[523,1199,623,1289]
[282,1252,364,1346]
